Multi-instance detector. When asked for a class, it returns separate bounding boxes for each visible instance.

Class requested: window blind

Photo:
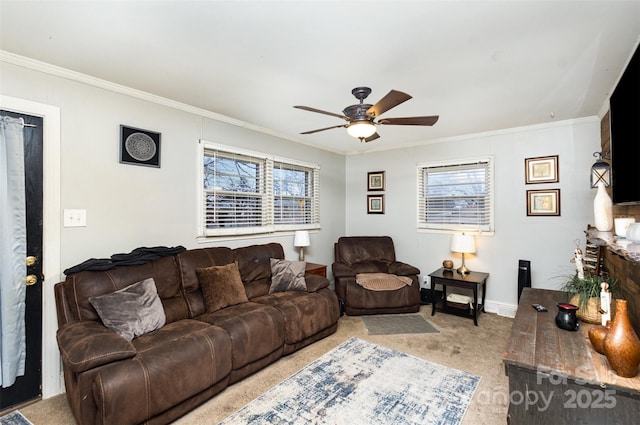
[417,158,493,232]
[200,141,320,236]
[273,161,320,230]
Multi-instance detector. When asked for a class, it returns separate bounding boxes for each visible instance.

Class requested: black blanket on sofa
[63,246,186,275]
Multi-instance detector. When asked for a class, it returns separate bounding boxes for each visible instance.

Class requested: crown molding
[0,50,345,154]
[346,116,600,155]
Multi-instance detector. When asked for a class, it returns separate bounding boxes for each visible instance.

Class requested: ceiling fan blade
[294,105,349,121]
[364,132,380,142]
[366,90,412,118]
[300,124,347,135]
[377,116,439,126]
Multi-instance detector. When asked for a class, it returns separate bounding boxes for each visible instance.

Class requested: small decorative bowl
[443,260,454,270]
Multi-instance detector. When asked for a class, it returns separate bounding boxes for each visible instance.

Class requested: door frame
[0,95,62,398]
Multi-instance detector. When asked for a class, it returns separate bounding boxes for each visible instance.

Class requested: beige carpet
[18,306,512,424]
[362,313,439,335]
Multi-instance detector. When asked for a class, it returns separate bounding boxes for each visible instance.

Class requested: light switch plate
[63,209,86,227]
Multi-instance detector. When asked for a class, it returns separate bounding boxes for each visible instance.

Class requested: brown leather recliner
[332,236,421,315]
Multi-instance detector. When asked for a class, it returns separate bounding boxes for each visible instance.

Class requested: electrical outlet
[421,275,429,288]
[64,209,86,227]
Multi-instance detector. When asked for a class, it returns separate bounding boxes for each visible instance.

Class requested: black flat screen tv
[610,44,640,205]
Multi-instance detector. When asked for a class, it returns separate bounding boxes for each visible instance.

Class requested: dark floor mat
[362,314,440,335]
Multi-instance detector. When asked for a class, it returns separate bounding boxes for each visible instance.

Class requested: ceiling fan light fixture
[347,121,376,139]
[295,87,438,142]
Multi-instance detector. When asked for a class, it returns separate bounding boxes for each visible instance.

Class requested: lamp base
[457,265,471,275]
[457,253,470,274]
[299,248,305,262]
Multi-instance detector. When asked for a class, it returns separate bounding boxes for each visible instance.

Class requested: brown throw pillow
[196,262,249,313]
[89,278,166,341]
[269,259,307,293]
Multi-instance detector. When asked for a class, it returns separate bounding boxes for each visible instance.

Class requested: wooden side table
[305,262,327,278]
[428,267,489,326]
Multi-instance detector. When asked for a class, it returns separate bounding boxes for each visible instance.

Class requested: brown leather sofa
[332,236,421,315]
[54,243,339,425]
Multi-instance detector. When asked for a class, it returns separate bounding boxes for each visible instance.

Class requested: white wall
[345,118,601,316]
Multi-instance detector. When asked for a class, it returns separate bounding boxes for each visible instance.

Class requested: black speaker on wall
[518,259,531,302]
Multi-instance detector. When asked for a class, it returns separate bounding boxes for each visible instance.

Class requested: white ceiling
[1,1,639,154]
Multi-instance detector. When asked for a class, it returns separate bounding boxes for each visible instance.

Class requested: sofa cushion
[195,302,284,372]
[345,277,419,310]
[235,243,284,298]
[304,274,331,292]
[196,263,249,313]
[175,247,236,318]
[89,278,166,341]
[351,260,390,274]
[253,289,339,348]
[335,236,397,266]
[269,259,307,293]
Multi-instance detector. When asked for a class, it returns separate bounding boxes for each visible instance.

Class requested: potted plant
[559,273,620,324]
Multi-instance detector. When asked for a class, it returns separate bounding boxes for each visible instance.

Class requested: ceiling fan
[294,87,439,142]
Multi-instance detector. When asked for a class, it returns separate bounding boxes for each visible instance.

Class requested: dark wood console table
[503,288,640,424]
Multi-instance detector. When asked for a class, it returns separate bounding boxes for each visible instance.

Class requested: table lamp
[450,233,476,274]
[294,230,310,261]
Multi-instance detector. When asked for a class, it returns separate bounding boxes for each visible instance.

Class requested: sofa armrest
[389,261,420,276]
[305,274,330,292]
[57,321,136,373]
[332,262,356,278]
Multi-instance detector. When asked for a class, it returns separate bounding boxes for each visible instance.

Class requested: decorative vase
[588,323,610,355]
[593,181,613,231]
[555,303,580,331]
[603,299,640,378]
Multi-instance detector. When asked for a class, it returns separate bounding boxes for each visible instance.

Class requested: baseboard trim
[484,300,517,318]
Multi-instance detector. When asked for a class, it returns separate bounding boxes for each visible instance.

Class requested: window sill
[417,228,494,236]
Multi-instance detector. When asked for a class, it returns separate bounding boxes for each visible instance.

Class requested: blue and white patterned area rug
[219,337,481,425]
[0,411,33,425]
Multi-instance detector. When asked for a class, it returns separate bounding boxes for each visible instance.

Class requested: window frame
[198,140,320,237]
[417,156,494,234]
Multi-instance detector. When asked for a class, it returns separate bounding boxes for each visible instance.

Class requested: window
[199,141,320,236]
[273,161,318,226]
[417,157,494,233]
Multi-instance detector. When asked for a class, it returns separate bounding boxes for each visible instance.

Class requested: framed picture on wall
[526,189,560,216]
[120,125,161,168]
[367,171,385,191]
[367,194,384,214]
[525,155,558,184]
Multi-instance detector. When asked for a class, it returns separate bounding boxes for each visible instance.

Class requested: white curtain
[0,115,27,387]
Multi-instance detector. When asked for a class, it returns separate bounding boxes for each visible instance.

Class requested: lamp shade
[346,121,376,139]
[450,233,476,254]
[293,230,310,247]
